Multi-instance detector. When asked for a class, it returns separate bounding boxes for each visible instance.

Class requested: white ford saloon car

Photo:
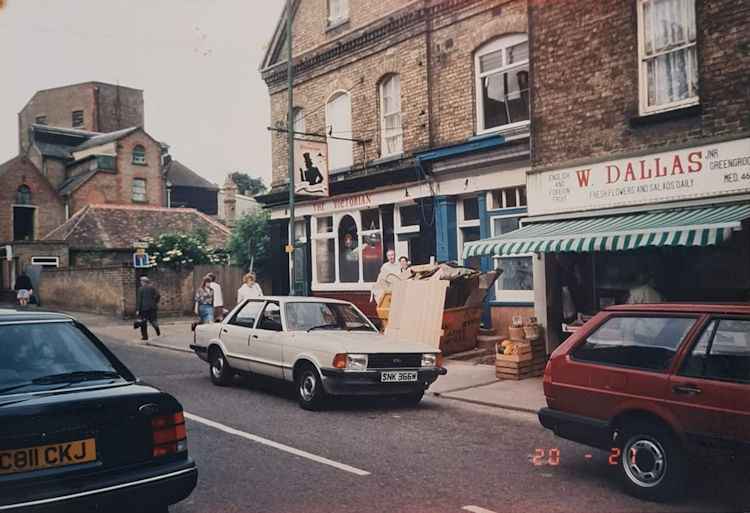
[190,297,447,410]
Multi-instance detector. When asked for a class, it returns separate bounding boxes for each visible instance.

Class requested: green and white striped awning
[463,204,750,258]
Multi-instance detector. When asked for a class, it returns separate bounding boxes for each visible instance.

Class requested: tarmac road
[100,335,750,513]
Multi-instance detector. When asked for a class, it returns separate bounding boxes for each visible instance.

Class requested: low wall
[39,265,197,318]
[39,266,134,317]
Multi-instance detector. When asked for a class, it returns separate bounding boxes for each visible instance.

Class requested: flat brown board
[495,360,532,370]
[385,279,448,348]
[496,353,532,363]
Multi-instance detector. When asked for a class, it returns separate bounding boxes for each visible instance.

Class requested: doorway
[13,206,35,241]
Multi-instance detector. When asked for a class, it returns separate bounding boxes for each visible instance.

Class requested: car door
[248,301,285,379]
[667,316,750,446]
[219,300,264,371]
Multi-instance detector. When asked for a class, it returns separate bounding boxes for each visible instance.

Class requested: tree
[144,229,229,267]
[230,172,267,196]
[226,209,271,273]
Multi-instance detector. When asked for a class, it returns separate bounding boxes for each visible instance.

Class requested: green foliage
[226,209,271,273]
[230,172,267,196]
[142,230,229,267]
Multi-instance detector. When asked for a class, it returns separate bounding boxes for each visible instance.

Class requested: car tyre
[295,364,326,411]
[617,421,684,502]
[209,348,234,386]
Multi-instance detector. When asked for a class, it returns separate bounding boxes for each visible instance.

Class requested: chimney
[223,175,237,228]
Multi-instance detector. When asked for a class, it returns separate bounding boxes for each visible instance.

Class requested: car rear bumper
[0,458,197,512]
[190,344,208,362]
[320,367,447,396]
[538,407,613,450]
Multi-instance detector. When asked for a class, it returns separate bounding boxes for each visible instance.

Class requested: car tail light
[332,353,347,369]
[151,411,187,458]
[436,353,443,367]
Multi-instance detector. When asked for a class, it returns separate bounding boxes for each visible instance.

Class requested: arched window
[132,145,146,165]
[380,74,402,156]
[325,92,353,171]
[338,214,359,283]
[292,107,305,136]
[14,185,32,205]
[475,34,529,133]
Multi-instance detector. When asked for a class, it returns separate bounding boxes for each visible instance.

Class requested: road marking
[184,412,370,476]
[462,506,500,513]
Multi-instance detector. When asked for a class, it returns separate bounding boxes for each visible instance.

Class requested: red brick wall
[529,0,750,170]
[0,157,65,242]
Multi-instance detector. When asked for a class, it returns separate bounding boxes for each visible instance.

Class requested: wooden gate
[193,265,245,311]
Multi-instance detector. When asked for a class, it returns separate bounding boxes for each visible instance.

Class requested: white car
[190,297,447,410]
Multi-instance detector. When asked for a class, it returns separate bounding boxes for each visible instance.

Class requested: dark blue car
[0,309,197,512]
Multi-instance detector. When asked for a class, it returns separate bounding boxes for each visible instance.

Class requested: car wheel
[209,348,234,386]
[399,390,424,405]
[617,421,684,502]
[295,364,326,411]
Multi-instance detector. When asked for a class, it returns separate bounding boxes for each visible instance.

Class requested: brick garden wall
[39,265,197,318]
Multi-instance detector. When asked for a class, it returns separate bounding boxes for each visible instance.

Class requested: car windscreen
[0,321,124,394]
[285,302,376,332]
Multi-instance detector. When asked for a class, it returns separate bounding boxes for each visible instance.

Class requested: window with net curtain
[325,92,353,171]
[15,186,32,205]
[132,144,146,165]
[639,0,698,112]
[380,74,402,156]
[475,34,530,133]
[328,0,348,25]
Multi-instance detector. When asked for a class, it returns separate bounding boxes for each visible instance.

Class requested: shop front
[463,136,750,351]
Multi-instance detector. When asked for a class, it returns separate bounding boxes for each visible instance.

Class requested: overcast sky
[0,0,284,187]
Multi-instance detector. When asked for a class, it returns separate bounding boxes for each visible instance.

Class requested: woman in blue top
[194,277,215,324]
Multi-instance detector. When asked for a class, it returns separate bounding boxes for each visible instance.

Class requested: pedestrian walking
[207,272,224,321]
[194,277,215,324]
[14,272,33,307]
[237,272,263,302]
[135,276,161,340]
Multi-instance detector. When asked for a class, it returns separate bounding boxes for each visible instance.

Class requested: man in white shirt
[627,268,664,304]
[380,249,401,276]
[207,273,224,321]
[237,272,263,302]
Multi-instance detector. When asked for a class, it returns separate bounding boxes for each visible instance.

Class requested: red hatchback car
[538,304,750,501]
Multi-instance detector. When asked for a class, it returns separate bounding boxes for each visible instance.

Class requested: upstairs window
[132,145,146,165]
[475,34,530,133]
[132,178,147,202]
[14,185,32,205]
[638,0,698,113]
[328,0,348,26]
[72,110,84,128]
[325,92,353,171]
[380,74,403,156]
[292,107,306,137]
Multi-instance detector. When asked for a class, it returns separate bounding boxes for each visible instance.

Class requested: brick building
[464,0,750,349]
[18,81,144,153]
[258,0,532,327]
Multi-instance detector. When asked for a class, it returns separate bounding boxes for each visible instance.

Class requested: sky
[0,0,285,187]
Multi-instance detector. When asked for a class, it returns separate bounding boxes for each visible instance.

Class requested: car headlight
[346,353,368,370]
[421,353,438,367]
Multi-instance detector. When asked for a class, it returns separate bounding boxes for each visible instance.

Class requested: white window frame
[394,203,420,261]
[132,178,147,203]
[31,256,59,268]
[325,91,353,171]
[637,0,699,115]
[292,107,305,137]
[456,195,481,269]
[474,34,530,135]
[490,211,533,303]
[489,186,527,211]
[380,74,402,157]
[328,0,349,25]
[132,145,147,165]
[311,209,384,292]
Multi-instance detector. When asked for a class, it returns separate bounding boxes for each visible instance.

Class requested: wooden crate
[495,361,532,372]
[496,369,532,380]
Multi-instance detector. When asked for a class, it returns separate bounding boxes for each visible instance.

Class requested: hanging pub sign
[294,139,329,197]
[527,137,750,216]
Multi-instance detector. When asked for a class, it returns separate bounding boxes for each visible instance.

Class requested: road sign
[133,253,150,268]
[133,241,149,249]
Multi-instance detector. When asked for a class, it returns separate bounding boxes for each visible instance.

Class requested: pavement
[10,304,548,414]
